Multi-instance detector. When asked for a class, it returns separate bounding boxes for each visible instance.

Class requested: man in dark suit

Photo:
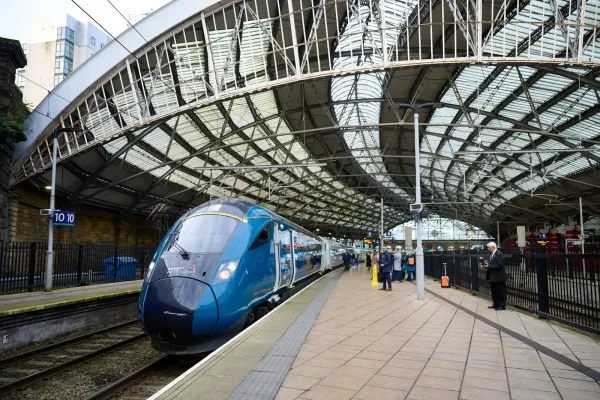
[483,242,507,310]
[379,246,393,291]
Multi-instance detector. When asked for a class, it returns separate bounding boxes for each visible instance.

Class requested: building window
[57,27,75,42]
[54,58,63,74]
[56,40,64,57]
[15,69,25,87]
[54,58,72,75]
[91,36,95,45]
[65,41,74,59]
[64,58,73,74]
[54,75,64,86]
[66,27,75,42]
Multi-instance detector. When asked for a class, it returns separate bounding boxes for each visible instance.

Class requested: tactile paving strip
[229,270,343,399]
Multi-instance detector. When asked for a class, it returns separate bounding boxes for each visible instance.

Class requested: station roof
[12,0,600,237]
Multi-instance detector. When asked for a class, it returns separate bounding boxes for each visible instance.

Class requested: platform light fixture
[45,126,83,292]
[195,162,327,171]
[389,102,443,302]
[455,148,600,155]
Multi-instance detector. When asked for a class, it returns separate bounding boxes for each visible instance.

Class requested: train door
[276,225,294,288]
[273,223,280,290]
[322,240,330,271]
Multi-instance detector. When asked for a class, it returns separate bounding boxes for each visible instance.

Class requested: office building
[16,14,109,108]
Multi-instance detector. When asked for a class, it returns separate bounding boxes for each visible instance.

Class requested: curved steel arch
[12,0,600,235]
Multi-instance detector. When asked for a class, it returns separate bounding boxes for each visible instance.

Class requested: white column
[580,196,586,276]
[414,110,424,301]
[45,132,58,291]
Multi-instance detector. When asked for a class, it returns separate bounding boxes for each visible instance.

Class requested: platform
[152,267,600,400]
[0,280,142,316]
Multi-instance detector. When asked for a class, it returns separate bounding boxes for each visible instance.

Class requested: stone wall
[8,182,161,247]
[0,38,27,243]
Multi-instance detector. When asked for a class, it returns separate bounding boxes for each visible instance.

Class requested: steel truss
[14,0,600,236]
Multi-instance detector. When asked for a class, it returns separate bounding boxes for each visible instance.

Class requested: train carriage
[138,198,346,354]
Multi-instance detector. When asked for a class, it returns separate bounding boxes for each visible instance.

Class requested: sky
[0,0,172,42]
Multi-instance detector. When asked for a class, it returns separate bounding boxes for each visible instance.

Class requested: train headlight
[145,261,155,282]
[213,259,240,284]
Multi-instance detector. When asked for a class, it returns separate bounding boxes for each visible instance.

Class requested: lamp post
[45,127,82,291]
[389,102,442,301]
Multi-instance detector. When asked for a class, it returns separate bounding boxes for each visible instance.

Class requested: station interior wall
[7,182,160,247]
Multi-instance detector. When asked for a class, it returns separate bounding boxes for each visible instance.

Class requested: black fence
[0,242,155,294]
[424,252,600,334]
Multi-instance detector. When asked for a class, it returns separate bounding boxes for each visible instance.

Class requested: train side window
[249,225,270,250]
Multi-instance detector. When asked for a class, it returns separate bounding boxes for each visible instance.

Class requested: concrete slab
[0,279,142,315]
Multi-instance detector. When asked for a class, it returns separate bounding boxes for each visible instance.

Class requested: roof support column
[287,0,302,77]
[201,13,220,98]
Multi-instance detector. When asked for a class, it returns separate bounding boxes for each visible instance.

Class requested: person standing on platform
[342,250,351,271]
[404,250,416,281]
[372,248,380,280]
[380,246,393,291]
[483,242,507,310]
[393,246,403,282]
[366,250,372,271]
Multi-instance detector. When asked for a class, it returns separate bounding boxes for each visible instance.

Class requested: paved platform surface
[277,268,600,400]
[152,267,600,400]
[0,280,143,315]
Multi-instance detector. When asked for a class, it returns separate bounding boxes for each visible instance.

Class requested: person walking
[380,246,393,291]
[393,246,403,282]
[366,251,372,271]
[404,250,416,281]
[483,242,507,310]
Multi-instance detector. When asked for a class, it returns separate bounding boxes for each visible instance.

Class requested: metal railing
[425,252,600,334]
[0,242,155,294]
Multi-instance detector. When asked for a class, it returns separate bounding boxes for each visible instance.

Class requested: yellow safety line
[183,212,247,223]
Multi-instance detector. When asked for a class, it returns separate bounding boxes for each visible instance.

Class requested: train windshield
[164,214,239,254]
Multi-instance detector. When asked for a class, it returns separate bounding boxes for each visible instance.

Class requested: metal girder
[66,119,165,206]
[464,66,600,197]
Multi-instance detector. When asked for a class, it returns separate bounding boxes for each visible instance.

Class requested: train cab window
[250,225,270,250]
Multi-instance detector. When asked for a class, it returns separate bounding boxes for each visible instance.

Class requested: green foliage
[0,101,29,146]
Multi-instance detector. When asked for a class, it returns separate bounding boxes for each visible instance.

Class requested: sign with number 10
[52,210,75,227]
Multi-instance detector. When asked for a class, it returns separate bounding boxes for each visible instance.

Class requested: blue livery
[138,198,347,354]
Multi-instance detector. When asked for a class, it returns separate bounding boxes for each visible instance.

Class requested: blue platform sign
[52,210,75,227]
[367,232,372,238]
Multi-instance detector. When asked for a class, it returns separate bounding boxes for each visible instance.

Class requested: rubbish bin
[104,257,138,281]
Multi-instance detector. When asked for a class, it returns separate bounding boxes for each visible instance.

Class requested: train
[138,198,348,354]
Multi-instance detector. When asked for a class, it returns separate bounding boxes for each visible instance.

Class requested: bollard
[371,264,379,286]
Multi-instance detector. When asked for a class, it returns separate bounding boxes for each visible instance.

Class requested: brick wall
[8,182,161,247]
[0,143,12,242]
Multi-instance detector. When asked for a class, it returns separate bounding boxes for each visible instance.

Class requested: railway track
[0,320,145,395]
[85,267,344,399]
[86,354,205,400]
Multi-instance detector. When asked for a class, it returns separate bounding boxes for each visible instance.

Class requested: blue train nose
[143,277,218,343]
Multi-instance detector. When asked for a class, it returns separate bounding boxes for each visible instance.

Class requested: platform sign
[52,210,75,227]
[367,232,372,238]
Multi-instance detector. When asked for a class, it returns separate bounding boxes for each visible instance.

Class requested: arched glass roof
[12,0,600,237]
